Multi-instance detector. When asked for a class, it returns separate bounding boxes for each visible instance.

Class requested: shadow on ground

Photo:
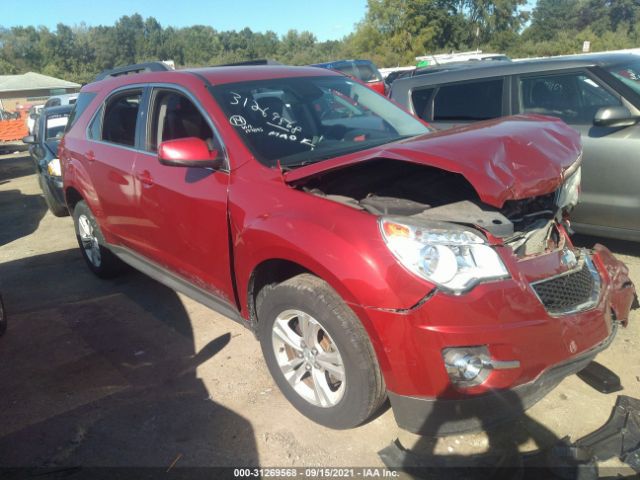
[0,189,47,247]
[381,388,569,479]
[381,387,640,479]
[0,249,259,471]
[0,154,35,183]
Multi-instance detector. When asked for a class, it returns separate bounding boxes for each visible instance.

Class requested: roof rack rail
[213,59,283,67]
[94,61,173,82]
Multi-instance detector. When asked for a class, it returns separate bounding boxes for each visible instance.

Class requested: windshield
[45,113,69,140]
[210,75,430,168]
[605,61,640,97]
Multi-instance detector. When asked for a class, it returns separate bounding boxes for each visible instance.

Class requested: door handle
[85,150,95,162]
[135,170,154,186]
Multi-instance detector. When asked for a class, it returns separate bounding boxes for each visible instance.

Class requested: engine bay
[295,159,565,257]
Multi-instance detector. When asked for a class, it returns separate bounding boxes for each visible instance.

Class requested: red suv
[60,64,636,434]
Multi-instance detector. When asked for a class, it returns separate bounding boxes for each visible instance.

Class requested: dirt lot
[0,152,639,474]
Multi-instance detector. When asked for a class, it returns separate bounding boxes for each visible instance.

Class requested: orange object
[0,118,28,142]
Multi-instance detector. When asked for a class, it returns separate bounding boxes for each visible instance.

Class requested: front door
[131,86,236,306]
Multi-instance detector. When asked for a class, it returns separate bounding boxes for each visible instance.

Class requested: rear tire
[257,273,386,429]
[72,201,124,278]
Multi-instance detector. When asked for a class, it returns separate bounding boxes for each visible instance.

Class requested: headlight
[556,165,581,210]
[47,158,61,177]
[380,218,509,293]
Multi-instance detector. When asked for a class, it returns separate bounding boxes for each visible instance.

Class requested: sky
[3,0,369,42]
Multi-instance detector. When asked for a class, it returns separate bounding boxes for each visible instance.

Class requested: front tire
[257,273,386,429]
[72,201,123,278]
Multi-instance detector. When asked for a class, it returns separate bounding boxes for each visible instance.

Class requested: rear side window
[433,79,503,121]
[411,88,435,120]
[101,90,142,147]
[66,92,96,132]
[88,106,103,140]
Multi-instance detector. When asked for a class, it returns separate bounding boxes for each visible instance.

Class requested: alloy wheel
[271,309,346,408]
[78,214,101,268]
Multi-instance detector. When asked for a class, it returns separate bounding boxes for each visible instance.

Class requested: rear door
[131,85,236,306]
[85,87,145,246]
[514,69,640,235]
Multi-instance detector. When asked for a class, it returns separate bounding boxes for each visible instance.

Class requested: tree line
[1,0,639,84]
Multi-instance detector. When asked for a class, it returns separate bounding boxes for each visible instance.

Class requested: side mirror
[593,106,640,128]
[22,135,36,144]
[158,137,223,169]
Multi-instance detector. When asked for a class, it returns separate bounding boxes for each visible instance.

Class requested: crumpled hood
[284,115,582,208]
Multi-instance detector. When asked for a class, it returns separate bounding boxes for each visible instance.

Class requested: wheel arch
[244,256,391,377]
[246,258,311,331]
[64,186,84,213]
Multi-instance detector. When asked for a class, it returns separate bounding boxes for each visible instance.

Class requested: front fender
[593,244,637,326]
[233,208,433,316]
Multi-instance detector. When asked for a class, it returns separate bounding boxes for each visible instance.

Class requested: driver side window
[519,72,621,124]
[148,90,216,152]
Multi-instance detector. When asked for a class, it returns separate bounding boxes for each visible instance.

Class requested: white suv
[43,93,78,109]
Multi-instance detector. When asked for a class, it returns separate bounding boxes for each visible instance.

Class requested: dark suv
[60,63,636,434]
[390,53,640,242]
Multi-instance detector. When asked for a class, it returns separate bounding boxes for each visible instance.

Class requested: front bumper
[353,244,636,434]
[388,323,618,435]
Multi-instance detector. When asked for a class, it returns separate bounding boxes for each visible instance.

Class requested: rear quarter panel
[59,89,107,225]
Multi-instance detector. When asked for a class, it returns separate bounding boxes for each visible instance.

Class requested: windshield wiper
[278,135,416,170]
[278,159,318,170]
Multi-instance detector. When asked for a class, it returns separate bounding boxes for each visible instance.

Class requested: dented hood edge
[284,115,582,208]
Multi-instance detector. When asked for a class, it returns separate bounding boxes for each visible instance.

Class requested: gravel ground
[0,152,638,476]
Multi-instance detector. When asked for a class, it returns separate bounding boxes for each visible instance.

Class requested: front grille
[531,259,600,315]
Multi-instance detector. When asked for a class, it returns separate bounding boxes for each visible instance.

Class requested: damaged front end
[290,156,583,293]
[288,152,634,321]
[285,116,637,434]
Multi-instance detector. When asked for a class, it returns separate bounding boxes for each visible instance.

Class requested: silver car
[390,53,640,242]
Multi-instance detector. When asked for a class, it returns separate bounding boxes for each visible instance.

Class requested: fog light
[442,346,521,388]
[443,346,490,388]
